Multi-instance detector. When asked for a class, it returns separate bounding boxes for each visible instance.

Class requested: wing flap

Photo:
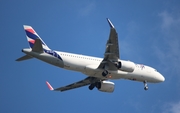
[46,77,100,92]
[55,81,90,92]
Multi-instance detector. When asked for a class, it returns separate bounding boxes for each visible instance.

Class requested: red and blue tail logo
[24,25,50,50]
[23,25,62,60]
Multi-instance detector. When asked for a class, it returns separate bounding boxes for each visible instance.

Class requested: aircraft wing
[46,77,100,92]
[98,18,120,71]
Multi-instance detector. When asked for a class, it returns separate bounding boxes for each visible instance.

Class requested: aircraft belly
[120,69,156,82]
[108,71,127,79]
[83,69,124,80]
[62,58,86,72]
[40,54,64,68]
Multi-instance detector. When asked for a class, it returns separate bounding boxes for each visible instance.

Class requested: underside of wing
[47,77,100,92]
[105,26,119,60]
[98,19,120,71]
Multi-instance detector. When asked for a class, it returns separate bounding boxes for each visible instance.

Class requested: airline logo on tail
[22,25,62,61]
[24,25,50,50]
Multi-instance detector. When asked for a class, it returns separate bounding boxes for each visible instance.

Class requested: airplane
[16,18,165,93]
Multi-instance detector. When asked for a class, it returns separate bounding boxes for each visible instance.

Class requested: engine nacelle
[117,60,135,72]
[98,81,115,93]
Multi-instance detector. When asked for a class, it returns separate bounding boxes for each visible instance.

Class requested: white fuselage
[22,48,165,83]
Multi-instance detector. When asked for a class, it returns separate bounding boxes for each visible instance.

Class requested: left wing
[46,77,100,92]
[98,18,120,71]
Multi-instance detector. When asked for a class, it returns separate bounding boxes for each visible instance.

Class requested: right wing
[46,77,100,92]
[98,18,120,71]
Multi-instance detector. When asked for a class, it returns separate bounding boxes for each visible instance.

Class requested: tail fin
[24,25,50,50]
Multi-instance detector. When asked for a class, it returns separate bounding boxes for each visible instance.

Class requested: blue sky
[1,0,180,113]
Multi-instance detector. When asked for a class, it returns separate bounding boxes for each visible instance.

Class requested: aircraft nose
[157,73,165,82]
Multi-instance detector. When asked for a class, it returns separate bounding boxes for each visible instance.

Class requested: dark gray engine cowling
[117,60,135,72]
[97,81,115,93]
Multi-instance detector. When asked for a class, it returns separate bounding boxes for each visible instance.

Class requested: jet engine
[116,60,135,72]
[96,81,115,93]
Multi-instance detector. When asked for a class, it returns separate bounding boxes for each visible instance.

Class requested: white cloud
[159,11,174,30]
[154,11,180,75]
[163,101,180,113]
[155,11,180,113]
[78,2,96,17]
[159,11,180,31]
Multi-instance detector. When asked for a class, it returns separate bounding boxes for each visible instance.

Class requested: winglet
[107,18,115,28]
[46,81,54,91]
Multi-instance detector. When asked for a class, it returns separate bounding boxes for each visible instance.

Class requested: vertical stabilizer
[23,25,50,50]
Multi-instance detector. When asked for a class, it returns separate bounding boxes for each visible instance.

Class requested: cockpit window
[154,69,157,72]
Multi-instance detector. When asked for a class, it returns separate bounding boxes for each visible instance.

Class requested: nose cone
[156,73,165,82]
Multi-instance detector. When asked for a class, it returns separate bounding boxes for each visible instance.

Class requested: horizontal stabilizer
[16,55,33,61]
[32,39,43,52]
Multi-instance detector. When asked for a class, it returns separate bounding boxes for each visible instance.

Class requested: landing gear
[88,84,95,90]
[88,82,101,90]
[143,81,148,90]
[95,82,101,89]
[102,70,108,77]
[144,86,148,90]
